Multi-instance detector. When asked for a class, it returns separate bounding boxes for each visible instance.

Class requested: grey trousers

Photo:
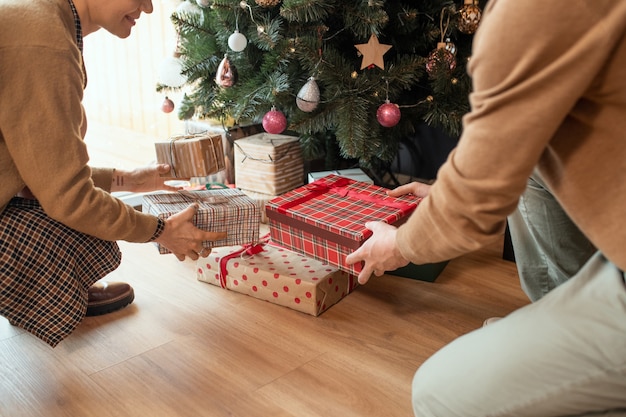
[411,174,626,416]
[412,251,626,416]
[507,174,596,302]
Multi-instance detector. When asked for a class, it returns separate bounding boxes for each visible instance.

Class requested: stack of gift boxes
[146,128,446,317]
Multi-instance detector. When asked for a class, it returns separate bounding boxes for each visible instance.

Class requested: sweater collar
[66,0,83,53]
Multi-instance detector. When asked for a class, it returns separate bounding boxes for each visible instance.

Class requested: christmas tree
[157,0,485,173]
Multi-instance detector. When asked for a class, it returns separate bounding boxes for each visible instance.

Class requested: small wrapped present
[155,133,225,178]
[308,168,373,184]
[266,174,419,275]
[234,133,304,195]
[184,122,265,185]
[196,238,358,316]
[142,189,260,254]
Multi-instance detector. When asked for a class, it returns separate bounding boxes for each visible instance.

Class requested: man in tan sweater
[347,0,626,415]
[0,0,225,347]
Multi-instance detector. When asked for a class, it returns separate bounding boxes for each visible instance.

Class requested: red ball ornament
[161,96,175,113]
[376,100,401,127]
[262,107,287,134]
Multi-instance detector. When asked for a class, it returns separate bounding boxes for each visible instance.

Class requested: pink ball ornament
[262,107,287,134]
[376,101,401,127]
[161,96,175,113]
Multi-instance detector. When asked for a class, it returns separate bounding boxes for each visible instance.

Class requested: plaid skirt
[0,198,121,347]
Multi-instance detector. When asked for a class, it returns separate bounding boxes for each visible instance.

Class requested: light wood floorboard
[0,122,530,416]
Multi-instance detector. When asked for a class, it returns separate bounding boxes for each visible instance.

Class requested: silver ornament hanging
[215,55,237,88]
[296,77,320,112]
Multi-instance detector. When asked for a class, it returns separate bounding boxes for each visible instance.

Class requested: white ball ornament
[158,56,187,88]
[228,30,248,52]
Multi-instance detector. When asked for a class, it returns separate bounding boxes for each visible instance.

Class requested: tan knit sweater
[0,0,157,243]
[397,0,626,271]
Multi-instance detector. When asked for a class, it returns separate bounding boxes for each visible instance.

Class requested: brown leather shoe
[86,281,134,317]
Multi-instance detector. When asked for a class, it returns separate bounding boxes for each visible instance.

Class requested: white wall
[82,0,186,141]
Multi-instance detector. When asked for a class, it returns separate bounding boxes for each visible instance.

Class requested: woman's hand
[111,164,189,193]
[155,204,227,261]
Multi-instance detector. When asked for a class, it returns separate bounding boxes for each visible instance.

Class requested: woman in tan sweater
[0,0,225,347]
[347,0,626,415]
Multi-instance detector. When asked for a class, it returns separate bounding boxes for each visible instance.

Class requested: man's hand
[345,221,410,285]
[155,204,227,261]
[111,164,190,193]
[387,181,431,199]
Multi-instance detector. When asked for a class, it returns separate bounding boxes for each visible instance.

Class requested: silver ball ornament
[296,77,320,112]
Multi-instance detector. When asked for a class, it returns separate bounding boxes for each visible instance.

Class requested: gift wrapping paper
[307,168,373,184]
[240,189,278,224]
[142,189,260,254]
[184,121,265,185]
[266,174,419,275]
[155,133,225,178]
[234,133,304,195]
[196,239,357,316]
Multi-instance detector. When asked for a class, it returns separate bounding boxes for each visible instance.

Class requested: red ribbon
[218,235,269,288]
[276,176,417,216]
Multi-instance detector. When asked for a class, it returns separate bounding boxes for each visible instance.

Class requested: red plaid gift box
[266,174,419,275]
[142,189,260,254]
[197,237,357,316]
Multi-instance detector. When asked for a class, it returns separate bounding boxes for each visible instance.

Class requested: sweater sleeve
[396,0,612,264]
[0,19,157,243]
[91,168,114,191]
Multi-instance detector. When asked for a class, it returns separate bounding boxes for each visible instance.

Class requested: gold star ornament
[355,33,392,70]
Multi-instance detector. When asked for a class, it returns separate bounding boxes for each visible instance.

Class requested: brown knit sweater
[0,0,157,243]
[397,0,626,271]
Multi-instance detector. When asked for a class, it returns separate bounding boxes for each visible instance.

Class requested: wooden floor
[0,122,530,417]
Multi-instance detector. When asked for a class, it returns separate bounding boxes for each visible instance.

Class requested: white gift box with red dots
[196,239,357,316]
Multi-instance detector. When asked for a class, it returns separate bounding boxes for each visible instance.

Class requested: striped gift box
[142,189,260,254]
[266,174,419,275]
[234,133,304,195]
[155,133,225,178]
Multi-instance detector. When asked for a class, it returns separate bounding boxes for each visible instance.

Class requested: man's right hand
[386,181,432,199]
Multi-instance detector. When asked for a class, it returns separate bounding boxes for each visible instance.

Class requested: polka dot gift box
[197,238,358,316]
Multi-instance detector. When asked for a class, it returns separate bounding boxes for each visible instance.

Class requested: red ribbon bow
[218,235,269,289]
[277,176,417,216]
